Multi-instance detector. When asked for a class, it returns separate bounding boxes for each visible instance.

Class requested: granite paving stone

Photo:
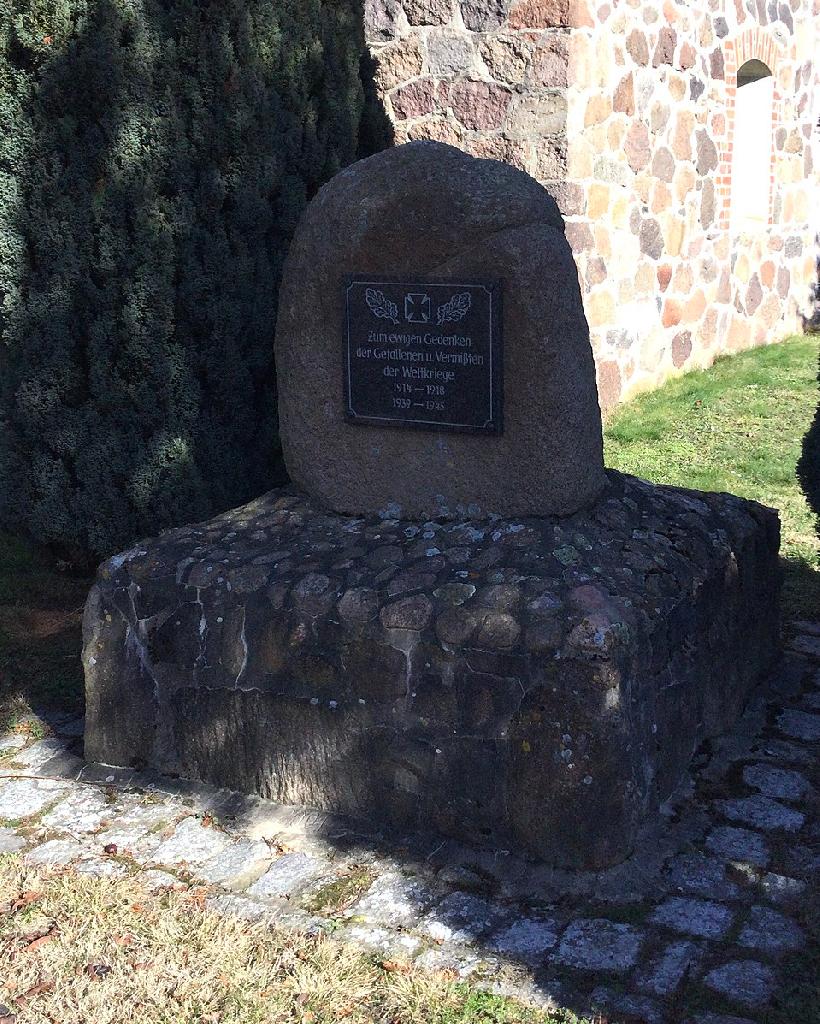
[479,978,565,1013]
[703,960,776,1011]
[663,852,741,900]
[790,634,820,657]
[246,852,326,900]
[76,763,135,788]
[414,946,498,978]
[776,708,820,742]
[758,872,807,904]
[741,763,811,801]
[423,892,510,944]
[782,843,820,876]
[793,621,820,636]
[749,738,814,765]
[715,795,805,833]
[137,869,184,890]
[485,917,561,964]
[94,823,167,861]
[195,839,272,889]
[263,903,325,934]
[633,940,703,996]
[552,919,644,972]
[737,905,805,955]
[0,736,27,755]
[0,827,26,854]
[149,816,232,867]
[33,750,85,781]
[705,826,771,867]
[40,787,111,834]
[75,855,129,879]
[590,988,664,1024]
[206,893,271,922]
[106,796,178,832]
[346,870,434,927]
[649,897,734,939]
[92,798,183,858]
[9,738,68,770]
[343,923,422,955]
[0,778,70,820]
[24,838,87,867]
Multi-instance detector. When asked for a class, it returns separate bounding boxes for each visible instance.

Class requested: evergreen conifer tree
[0,0,386,559]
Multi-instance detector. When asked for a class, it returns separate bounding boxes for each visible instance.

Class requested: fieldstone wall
[363,0,577,212]
[84,473,781,869]
[363,0,819,409]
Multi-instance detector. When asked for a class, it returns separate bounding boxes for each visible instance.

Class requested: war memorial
[83,143,780,869]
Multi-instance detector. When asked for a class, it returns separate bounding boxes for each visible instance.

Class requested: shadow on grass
[781,556,820,625]
[0,532,90,726]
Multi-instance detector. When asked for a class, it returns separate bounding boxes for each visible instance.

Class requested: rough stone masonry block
[84,473,780,869]
[274,142,606,521]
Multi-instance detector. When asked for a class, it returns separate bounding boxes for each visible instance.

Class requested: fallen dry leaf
[16,979,54,1007]
[11,892,41,914]
[23,927,57,954]
[380,960,411,975]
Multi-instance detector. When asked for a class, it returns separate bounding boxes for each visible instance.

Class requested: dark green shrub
[0,0,387,560]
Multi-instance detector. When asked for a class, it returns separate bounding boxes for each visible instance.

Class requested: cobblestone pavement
[1,624,818,1023]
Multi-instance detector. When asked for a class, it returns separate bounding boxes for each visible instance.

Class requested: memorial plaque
[344,276,503,434]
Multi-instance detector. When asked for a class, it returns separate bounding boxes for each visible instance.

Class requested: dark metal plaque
[344,276,503,434]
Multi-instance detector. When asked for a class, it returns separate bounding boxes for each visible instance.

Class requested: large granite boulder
[84,472,780,869]
[274,141,607,520]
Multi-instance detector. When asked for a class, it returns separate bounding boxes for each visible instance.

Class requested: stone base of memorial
[83,471,780,870]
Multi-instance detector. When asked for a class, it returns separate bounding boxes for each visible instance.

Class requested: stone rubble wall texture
[83,474,780,869]
[363,0,820,409]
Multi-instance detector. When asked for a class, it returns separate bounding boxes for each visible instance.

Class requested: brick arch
[716,27,785,231]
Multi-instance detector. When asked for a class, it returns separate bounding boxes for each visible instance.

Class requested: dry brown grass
[0,857,573,1024]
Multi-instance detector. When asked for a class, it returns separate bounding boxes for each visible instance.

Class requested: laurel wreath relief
[364,287,472,327]
[436,292,472,325]
[365,288,399,324]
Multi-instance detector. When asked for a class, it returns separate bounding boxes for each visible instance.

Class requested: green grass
[605,336,819,620]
